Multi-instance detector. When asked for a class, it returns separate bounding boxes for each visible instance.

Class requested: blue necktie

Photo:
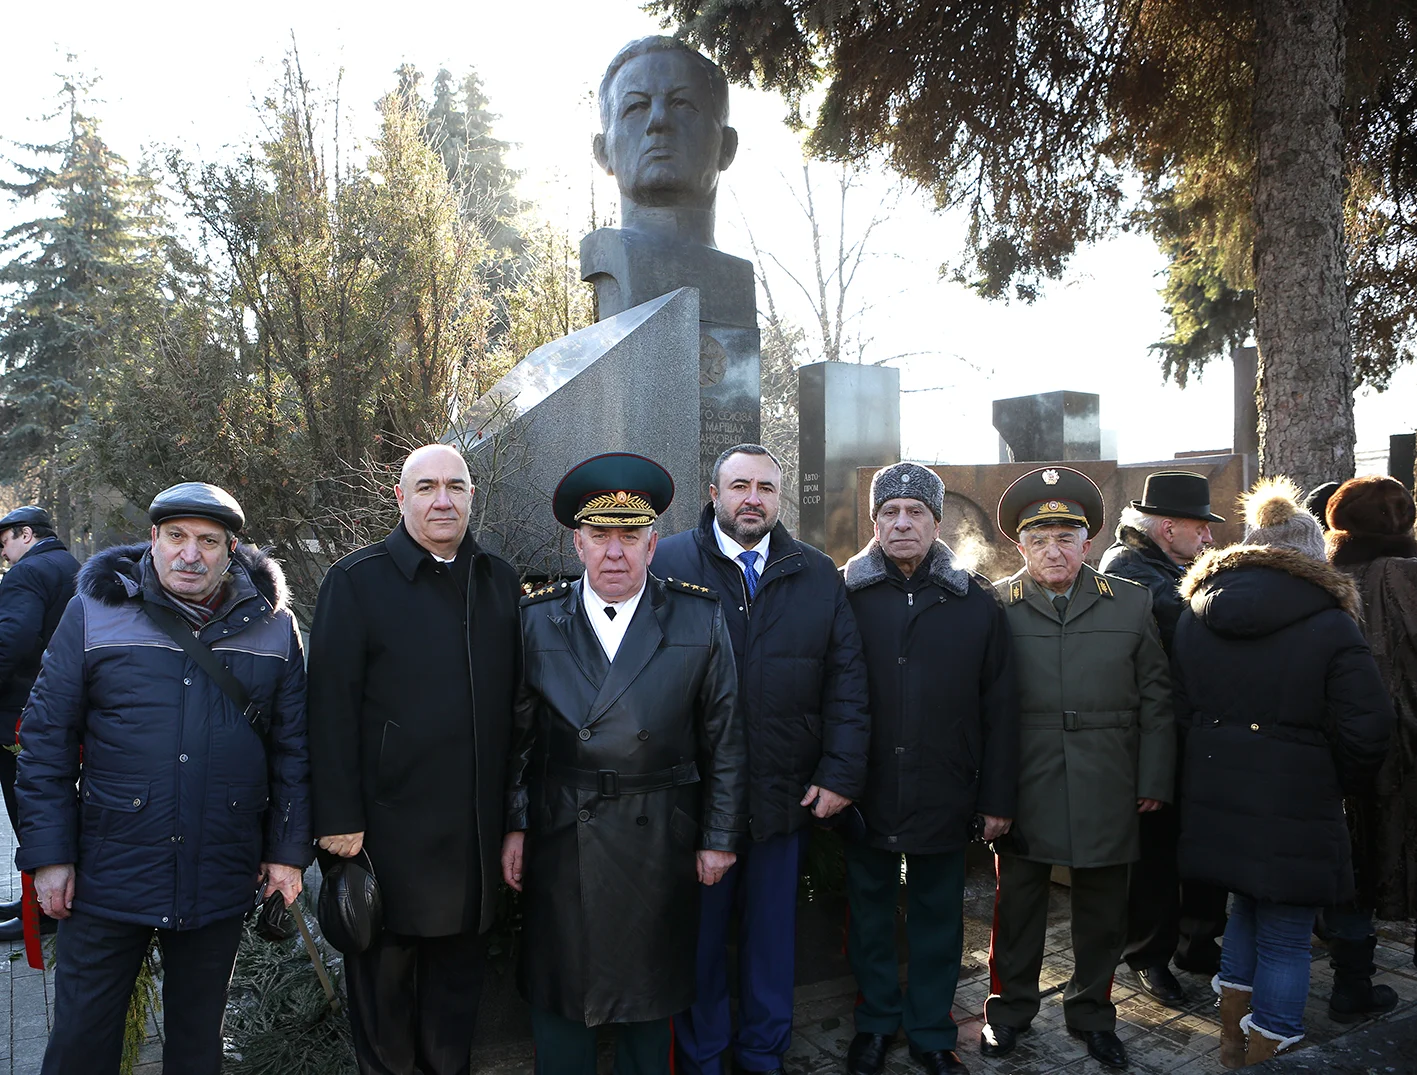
[738,551,760,599]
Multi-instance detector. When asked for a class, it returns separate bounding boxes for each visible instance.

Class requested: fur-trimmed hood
[78,541,290,612]
[843,538,971,596]
[1180,543,1360,637]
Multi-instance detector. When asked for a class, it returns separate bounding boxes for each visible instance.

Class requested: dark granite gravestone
[582,37,761,495]
[1390,432,1415,491]
[447,288,700,576]
[797,362,901,564]
[993,390,1101,463]
[1233,345,1260,486]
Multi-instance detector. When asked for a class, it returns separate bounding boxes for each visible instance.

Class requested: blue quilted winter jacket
[15,542,313,930]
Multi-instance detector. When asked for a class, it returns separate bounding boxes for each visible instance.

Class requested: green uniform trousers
[846,844,967,1051]
[984,855,1129,1033]
[531,1007,670,1075]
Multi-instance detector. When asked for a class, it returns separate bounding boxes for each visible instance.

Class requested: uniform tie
[738,551,760,599]
[1053,593,1069,619]
[604,605,617,621]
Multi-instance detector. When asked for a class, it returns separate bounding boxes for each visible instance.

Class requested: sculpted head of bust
[594,37,739,239]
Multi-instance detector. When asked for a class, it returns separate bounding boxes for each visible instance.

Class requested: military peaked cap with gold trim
[997,466,1105,542]
[552,452,674,529]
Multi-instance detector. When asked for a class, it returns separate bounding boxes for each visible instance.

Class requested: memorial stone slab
[993,390,1101,462]
[448,287,700,576]
[797,362,900,564]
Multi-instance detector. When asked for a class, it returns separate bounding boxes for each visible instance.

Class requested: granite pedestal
[582,229,760,495]
[449,287,701,576]
[993,391,1101,463]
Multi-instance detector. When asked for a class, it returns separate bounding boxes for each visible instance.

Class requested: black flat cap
[552,453,674,529]
[0,505,52,532]
[148,482,245,533]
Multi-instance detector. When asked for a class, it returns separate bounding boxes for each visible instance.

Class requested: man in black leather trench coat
[501,454,748,1075]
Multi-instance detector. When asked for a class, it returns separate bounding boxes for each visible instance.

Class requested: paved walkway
[3,801,1414,1075]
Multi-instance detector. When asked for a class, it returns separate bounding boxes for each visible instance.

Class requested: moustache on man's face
[169,558,209,575]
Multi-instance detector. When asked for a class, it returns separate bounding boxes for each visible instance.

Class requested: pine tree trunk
[1252,0,1354,489]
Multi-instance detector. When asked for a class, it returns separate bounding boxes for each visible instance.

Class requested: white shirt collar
[712,516,771,571]
[581,577,647,662]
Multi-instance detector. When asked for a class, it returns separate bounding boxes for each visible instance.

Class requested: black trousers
[531,1006,671,1075]
[0,742,18,835]
[42,909,245,1075]
[345,927,486,1075]
[1124,805,1228,970]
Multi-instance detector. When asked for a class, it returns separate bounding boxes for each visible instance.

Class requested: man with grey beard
[653,443,870,1075]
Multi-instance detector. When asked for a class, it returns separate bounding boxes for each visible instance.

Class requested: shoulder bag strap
[140,599,269,739]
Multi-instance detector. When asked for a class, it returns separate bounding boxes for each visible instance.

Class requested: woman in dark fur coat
[1171,478,1394,1067]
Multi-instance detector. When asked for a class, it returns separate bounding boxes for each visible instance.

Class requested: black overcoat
[307,523,521,936]
[0,536,80,720]
[1099,525,1186,654]
[652,506,870,839]
[1172,544,1394,906]
[842,539,1018,854]
[508,574,747,1026]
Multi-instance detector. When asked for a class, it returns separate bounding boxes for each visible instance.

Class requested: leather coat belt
[546,761,700,799]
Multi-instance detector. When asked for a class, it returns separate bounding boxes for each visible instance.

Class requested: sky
[3,0,1412,471]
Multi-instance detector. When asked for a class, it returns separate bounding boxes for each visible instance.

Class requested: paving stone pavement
[3,796,1414,1075]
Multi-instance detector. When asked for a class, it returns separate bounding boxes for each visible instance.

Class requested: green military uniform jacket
[995,564,1174,868]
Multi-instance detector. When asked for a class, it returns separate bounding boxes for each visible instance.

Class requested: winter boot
[1328,934,1399,1023]
[1240,1015,1302,1066]
[1216,979,1250,1069]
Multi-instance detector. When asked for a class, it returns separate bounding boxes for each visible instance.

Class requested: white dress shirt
[711,516,771,580]
[581,577,647,662]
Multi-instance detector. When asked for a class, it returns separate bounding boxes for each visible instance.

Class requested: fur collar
[78,541,289,612]
[1180,543,1360,622]
[843,538,971,596]
[1327,529,1417,568]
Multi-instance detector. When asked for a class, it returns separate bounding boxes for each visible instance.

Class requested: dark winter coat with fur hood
[1172,544,1394,906]
[15,543,312,930]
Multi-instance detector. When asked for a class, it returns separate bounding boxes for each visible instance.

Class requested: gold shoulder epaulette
[1094,574,1115,598]
[1009,579,1025,604]
[521,580,571,605]
[663,576,717,599]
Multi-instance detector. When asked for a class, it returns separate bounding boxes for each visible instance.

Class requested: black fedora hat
[1131,471,1224,524]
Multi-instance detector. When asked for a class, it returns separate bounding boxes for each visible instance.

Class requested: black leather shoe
[0,915,55,942]
[978,1023,1020,1057]
[847,1033,891,1075]
[909,1046,968,1075]
[1070,1029,1127,1069]
[1134,964,1186,1008]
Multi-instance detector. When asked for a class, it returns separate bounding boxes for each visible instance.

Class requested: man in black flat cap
[17,482,311,1075]
[0,506,79,940]
[503,452,747,1075]
[1099,472,1229,1006]
[982,468,1173,1072]
[307,444,522,1075]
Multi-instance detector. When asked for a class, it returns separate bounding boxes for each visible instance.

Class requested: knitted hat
[1240,476,1325,560]
[1325,475,1416,537]
[870,462,944,520]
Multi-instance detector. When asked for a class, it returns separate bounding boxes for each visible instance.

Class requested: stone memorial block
[1390,433,1416,492]
[993,391,1101,462]
[855,457,1246,584]
[449,288,700,576]
[583,36,761,493]
[798,362,900,565]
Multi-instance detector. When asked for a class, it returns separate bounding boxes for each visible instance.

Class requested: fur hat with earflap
[1240,476,1326,561]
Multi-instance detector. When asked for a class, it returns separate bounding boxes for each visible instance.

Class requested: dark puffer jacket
[843,540,1017,854]
[652,505,870,839]
[1172,544,1394,906]
[16,543,312,929]
[1098,525,1185,654]
[0,536,80,721]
